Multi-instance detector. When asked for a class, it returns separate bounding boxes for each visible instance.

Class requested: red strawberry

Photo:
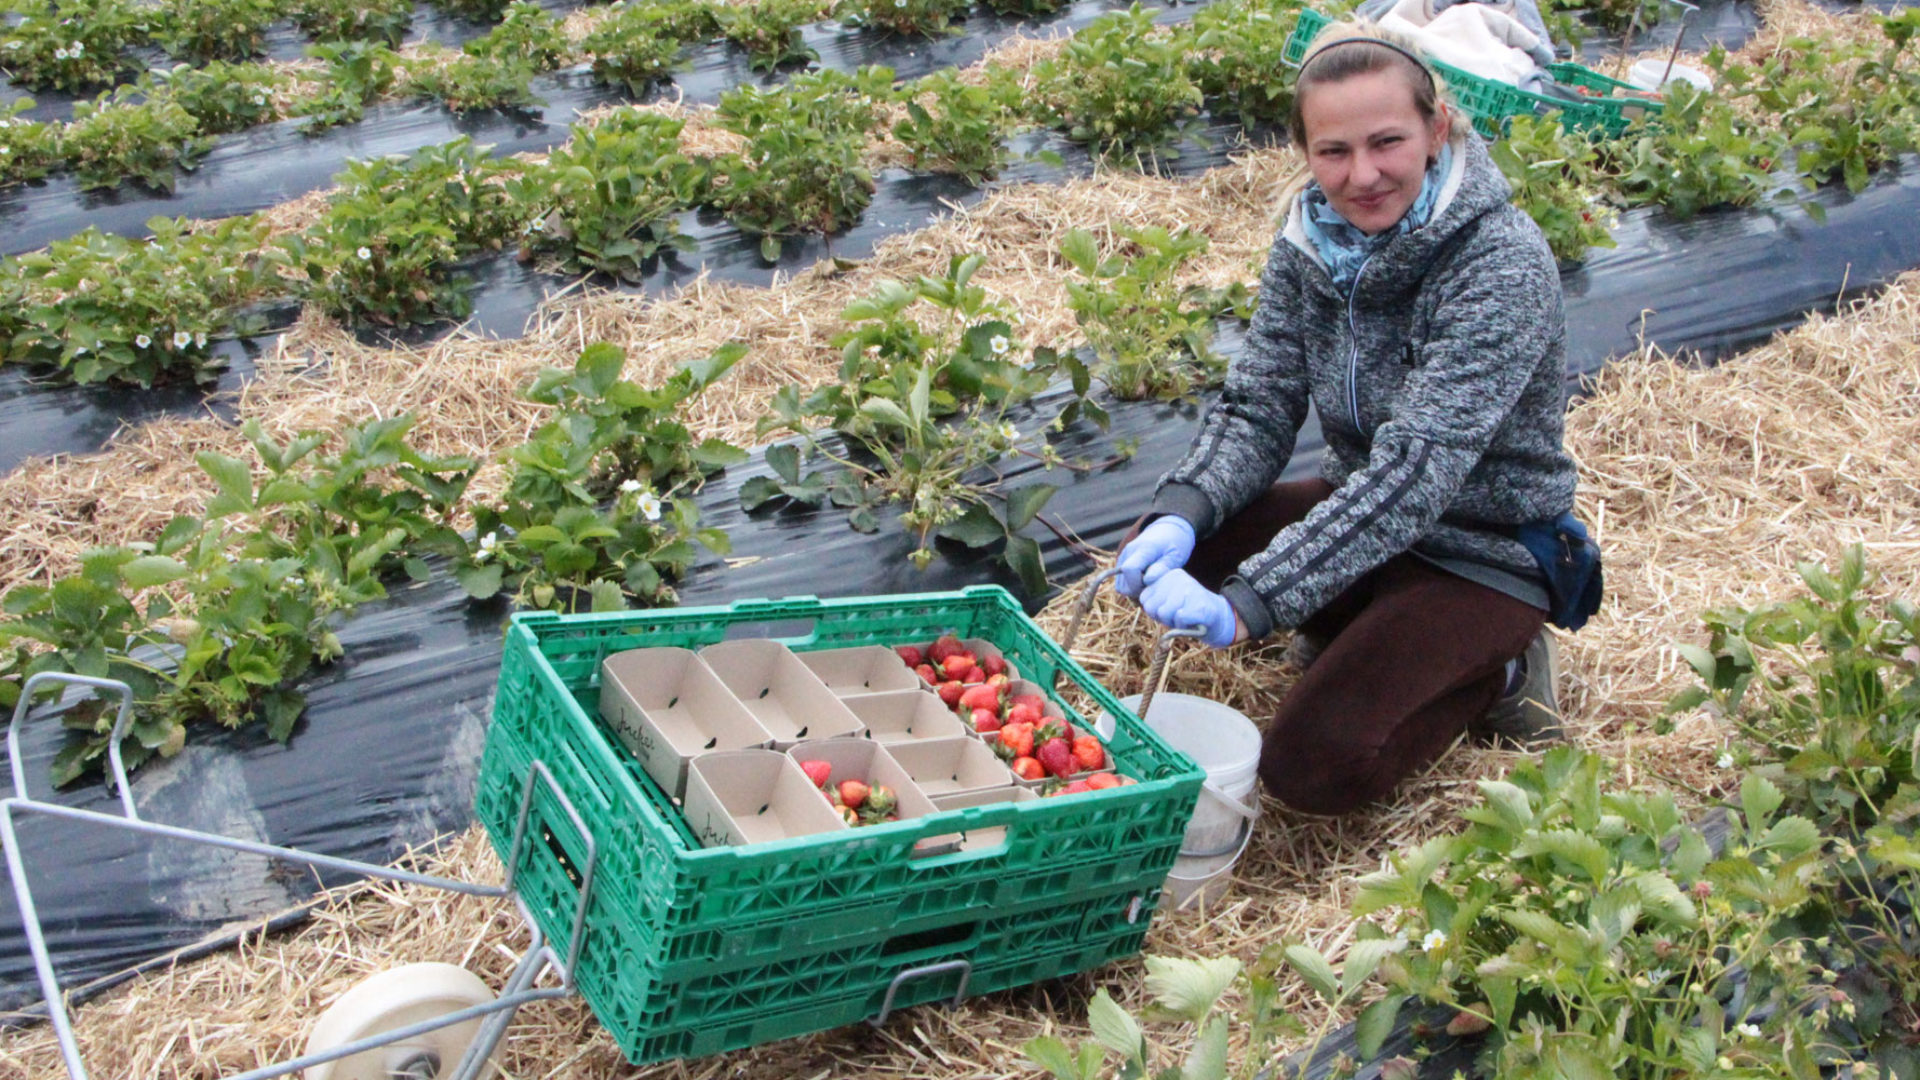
[839,805,861,825]
[958,683,1001,714]
[1037,738,1075,778]
[936,681,966,708]
[799,760,832,788]
[981,655,1007,677]
[970,707,1002,733]
[1072,735,1105,772]
[1006,702,1042,726]
[1011,756,1046,781]
[838,779,869,809]
[1061,779,1092,794]
[1086,772,1121,790]
[1010,694,1046,715]
[942,654,974,679]
[986,673,1009,688]
[927,634,965,664]
[962,665,986,684]
[915,663,937,684]
[952,651,977,670]
[896,645,924,668]
[998,721,1035,758]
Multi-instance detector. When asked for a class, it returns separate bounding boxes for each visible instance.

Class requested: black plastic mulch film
[0,0,1917,1027]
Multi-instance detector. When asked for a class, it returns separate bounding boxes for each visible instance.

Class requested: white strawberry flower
[1421,929,1447,953]
[474,531,498,562]
[989,334,1010,355]
[134,333,152,348]
[997,422,1018,442]
[1716,751,1734,769]
[69,41,82,55]
[636,490,662,521]
[54,48,69,60]
[1736,1023,1761,1039]
[172,330,192,349]
[356,246,373,260]
[619,478,642,493]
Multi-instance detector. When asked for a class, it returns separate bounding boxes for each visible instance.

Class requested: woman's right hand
[1115,516,1196,599]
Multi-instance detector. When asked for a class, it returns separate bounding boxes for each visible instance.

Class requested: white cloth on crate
[1378,0,1553,92]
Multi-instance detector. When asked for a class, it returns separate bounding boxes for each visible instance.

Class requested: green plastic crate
[473,586,1205,1063]
[1283,8,1662,139]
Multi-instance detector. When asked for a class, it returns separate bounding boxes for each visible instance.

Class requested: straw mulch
[0,142,1292,600]
[4,256,1918,1076]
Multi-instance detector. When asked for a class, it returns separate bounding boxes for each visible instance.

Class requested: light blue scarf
[1300,142,1453,292]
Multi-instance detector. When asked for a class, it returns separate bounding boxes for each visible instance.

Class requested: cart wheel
[303,962,496,1080]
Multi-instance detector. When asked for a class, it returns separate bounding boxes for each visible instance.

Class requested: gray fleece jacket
[1151,130,1577,639]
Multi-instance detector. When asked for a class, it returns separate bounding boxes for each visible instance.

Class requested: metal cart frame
[2,672,601,1080]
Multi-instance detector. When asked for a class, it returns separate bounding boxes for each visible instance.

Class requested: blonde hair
[1279,19,1470,206]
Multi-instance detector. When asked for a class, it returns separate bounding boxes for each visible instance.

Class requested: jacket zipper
[1345,253,1375,434]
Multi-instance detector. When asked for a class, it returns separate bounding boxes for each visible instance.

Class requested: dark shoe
[1477,631,1562,744]
[1285,632,1325,671]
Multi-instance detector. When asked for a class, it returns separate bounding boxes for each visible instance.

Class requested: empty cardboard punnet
[928,784,1036,851]
[683,750,850,848]
[885,737,1016,798]
[795,645,925,697]
[699,640,866,747]
[841,690,969,744]
[784,739,944,837]
[599,648,773,799]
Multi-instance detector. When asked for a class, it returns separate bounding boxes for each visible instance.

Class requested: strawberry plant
[981,0,1064,15]
[0,413,479,783]
[891,67,1022,183]
[1284,748,1855,1079]
[710,0,826,72]
[62,89,210,193]
[0,215,278,386]
[154,0,283,62]
[1719,18,1920,197]
[1060,225,1244,400]
[1032,5,1203,164]
[140,60,287,135]
[751,254,1096,592]
[1491,113,1616,264]
[0,0,149,92]
[0,100,64,186]
[580,0,710,94]
[1026,954,1299,1080]
[292,41,402,132]
[1187,0,1302,126]
[706,65,893,260]
[839,0,972,39]
[406,53,543,113]
[430,0,511,24]
[291,0,412,46]
[466,342,744,609]
[463,1,571,70]
[511,109,705,280]
[282,137,524,326]
[1601,82,1783,219]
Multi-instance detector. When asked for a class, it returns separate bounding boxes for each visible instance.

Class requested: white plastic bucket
[1099,693,1262,908]
[1627,59,1712,93]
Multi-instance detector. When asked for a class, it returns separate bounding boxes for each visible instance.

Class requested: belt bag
[1514,511,1603,632]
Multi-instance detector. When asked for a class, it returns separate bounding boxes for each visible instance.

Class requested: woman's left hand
[1138,570,1245,648]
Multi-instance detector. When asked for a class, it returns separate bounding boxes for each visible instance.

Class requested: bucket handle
[1056,567,1212,723]
[1179,799,1259,861]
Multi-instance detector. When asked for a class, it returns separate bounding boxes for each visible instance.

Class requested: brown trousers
[1157,479,1544,816]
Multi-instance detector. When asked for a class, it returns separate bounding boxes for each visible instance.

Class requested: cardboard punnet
[884,737,1016,798]
[927,784,1036,851]
[841,690,969,744]
[598,647,773,799]
[683,750,849,847]
[783,739,946,842]
[699,640,866,748]
[795,645,924,697]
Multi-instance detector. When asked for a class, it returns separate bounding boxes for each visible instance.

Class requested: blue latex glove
[1115,516,1196,599]
[1139,569,1240,648]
